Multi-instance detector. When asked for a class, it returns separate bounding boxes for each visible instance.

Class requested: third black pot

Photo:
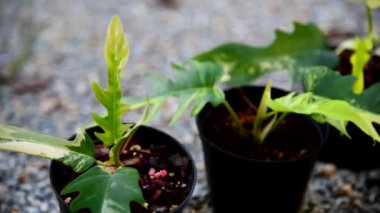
[318,123,380,171]
[196,86,324,213]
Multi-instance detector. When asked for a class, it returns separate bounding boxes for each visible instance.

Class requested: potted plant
[127,14,380,212]
[130,62,380,212]
[0,15,196,213]
[307,0,380,170]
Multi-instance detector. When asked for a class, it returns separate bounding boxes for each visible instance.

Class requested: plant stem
[366,4,373,36]
[272,112,288,131]
[223,100,246,135]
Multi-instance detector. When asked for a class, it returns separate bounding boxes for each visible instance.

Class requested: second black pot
[318,123,380,171]
[196,86,324,213]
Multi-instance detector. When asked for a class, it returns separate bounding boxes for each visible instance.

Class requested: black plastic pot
[318,124,380,171]
[50,125,197,213]
[196,86,324,213]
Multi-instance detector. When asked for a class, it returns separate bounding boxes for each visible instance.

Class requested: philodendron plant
[127,13,380,144]
[0,16,151,212]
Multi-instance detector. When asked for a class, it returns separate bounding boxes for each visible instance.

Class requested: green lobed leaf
[61,165,146,213]
[0,125,94,173]
[193,22,337,86]
[265,91,380,142]
[92,15,131,147]
[304,66,380,114]
[304,66,356,100]
[355,83,380,113]
[128,61,225,125]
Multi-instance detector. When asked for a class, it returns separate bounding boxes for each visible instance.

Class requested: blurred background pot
[318,124,380,171]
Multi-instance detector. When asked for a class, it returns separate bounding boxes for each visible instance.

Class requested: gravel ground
[1,0,380,212]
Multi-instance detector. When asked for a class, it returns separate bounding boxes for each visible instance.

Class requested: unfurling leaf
[350,37,372,94]
[194,22,337,85]
[61,165,146,213]
[253,81,274,144]
[0,125,94,173]
[92,15,131,147]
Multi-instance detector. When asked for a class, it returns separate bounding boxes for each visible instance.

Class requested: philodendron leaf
[252,81,273,144]
[355,83,380,113]
[92,15,131,146]
[194,22,337,86]
[304,66,356,100]
[0,125,94,173]
[61,165,146,213]
[265,91,380,142]
[129,61,225,125]
[304,66,380,114]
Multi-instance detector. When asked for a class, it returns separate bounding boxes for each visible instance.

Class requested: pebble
[319,163,337,177]
[340,184,353,195]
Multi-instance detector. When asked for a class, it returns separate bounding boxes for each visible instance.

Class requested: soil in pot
[196,86,323,213]
[50,125,196,213]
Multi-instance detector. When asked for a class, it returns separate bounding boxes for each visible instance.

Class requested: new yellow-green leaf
[92,15,131,146]
[350,37,372,94]
[265,92,380,142]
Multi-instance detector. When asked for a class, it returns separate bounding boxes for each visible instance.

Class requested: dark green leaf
[304,66,356,100]
[304,66,380,114]
[355,83,380,113]
[194,22,337,86]
[129,61,225,125]
[61,165,146,213]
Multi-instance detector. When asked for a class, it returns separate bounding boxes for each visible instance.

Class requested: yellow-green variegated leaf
[92,15,131,147]
[0,125,95,172]
[265,92,380,142]
[350,37,372,94]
